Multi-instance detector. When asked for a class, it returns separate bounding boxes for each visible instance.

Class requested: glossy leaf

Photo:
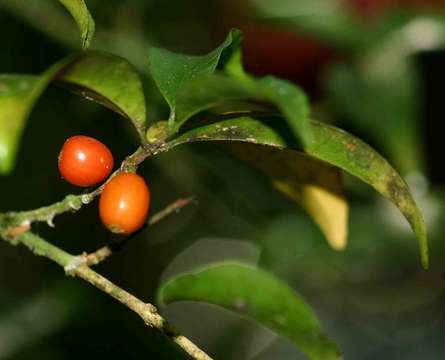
[306,121,428,268]
[172,116,347,250]
[147,29,242,126]
[148,29,311,144]
[0,52,146,174]
[254,76,311,146]
[159,262,341,360]
[170,116,429,268]
[175,74,311,146]
[59,52,147,134]
[57,0,95,49]
[172,73,337,246]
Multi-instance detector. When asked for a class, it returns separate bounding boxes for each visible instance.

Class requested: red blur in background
[223,0,445,91]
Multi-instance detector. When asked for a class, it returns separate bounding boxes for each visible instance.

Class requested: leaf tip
[81,17,95,50]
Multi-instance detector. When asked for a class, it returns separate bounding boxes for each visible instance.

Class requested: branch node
[81,194,92,205]
[3,221,31,240]
[64,256,86,275]
[66,195,82,210]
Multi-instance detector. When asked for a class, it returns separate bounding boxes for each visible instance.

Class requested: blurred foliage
[1,0,445,359]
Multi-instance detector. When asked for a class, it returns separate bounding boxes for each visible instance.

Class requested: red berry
[58,135,114,187]
[99,172,150,235]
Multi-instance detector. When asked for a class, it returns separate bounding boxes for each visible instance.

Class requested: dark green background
[1,1,445,359]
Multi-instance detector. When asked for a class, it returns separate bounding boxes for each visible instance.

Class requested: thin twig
[2,231,212,360]
[85,196,196,266]
[149,197,197,225]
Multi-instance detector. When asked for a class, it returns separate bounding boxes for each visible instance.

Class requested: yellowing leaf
[274,174,348,250]
[231,144,348,250]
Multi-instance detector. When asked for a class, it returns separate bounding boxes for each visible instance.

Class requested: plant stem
[0,137,199,356]
[0,144,166,229]
[7,231,212,360]
[148,197,196,226]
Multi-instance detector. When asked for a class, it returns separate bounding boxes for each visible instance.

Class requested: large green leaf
[158,262,341,360]
[57,0,95,49]
[59,52,147,136]
[167,74,335,248]
[147,29,311,144]
[170,116,348,250]
[147,29,242,126]
[306,121,428,268]
[169,116,429,268]
[0,51,146,174]
[174,73,311,146]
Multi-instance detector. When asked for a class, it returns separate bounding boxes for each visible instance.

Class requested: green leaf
[306,121,428,268]
[147,29,242,126]
[255,76,311,146]
[0,51,146,174]
[175,73,311,146]
[158,262,341,360]
[148,30,311,145]
[169,116,429,268]
[0,76,39,174]
[0,59,69,175]
[172,115,348,250]
[59,52,147,136]
[57,0,95,49]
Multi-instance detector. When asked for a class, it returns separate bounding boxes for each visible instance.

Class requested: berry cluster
[58,135,150,235]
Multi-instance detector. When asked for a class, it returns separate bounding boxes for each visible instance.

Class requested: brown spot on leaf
[232,298,247,313]
[385,177,409,204]
[346,142,356,151]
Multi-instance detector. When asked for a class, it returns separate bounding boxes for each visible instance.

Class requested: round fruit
[99,172,150,235]
[58,135,114,187]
